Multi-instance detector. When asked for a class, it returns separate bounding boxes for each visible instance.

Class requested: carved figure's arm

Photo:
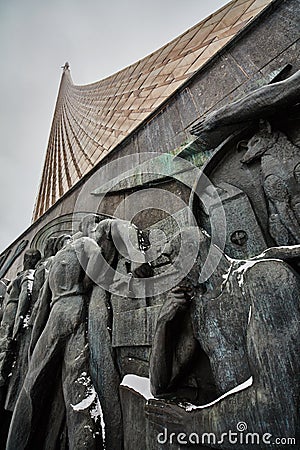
[150,287,197,396]
[191,69,300,134]
[83,238,108,287]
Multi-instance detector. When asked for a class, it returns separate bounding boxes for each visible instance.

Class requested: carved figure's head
[23,249,41,270]
[95,219,144,270]
[79,214,101,238]
[241,120,275,164]
[43,236,57,258]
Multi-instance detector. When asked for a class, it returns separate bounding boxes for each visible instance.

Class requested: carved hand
[158,286,193,323]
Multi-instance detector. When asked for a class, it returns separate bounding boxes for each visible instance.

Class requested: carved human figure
[190,69,300,136]
[4,239,58,413]
[6,223,104,449]
[88,217,149,450]
[26,237,58,356]
[0,250,41,390]
[241,120,300,245]
[31,237,57,305]
[7,216,145,450]
[147,229,299,446]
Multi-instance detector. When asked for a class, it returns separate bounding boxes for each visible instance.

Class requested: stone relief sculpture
[4,238,59,415]
[241,120,300,245]
[189,67,300,255]
[88,217,147,450]
[146,228,300,446]
[6,215,146,450]
[6,225,105,449]
[0,250,41,394]
[1,68,300,450]
[0,205,299,450]
[136,68,300,448]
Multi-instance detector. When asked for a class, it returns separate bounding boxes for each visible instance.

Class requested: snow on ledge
[185,377,253,411]
[121,374,154,400]
[121,375,253,413]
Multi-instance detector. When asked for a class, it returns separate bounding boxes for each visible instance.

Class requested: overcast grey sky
[0,0,227,253]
